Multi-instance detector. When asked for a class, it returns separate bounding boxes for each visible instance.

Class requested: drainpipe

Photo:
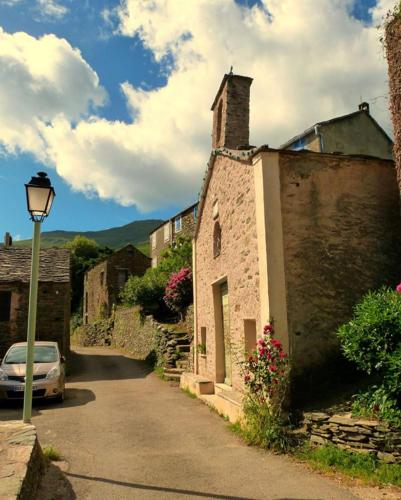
[314,124,324,153]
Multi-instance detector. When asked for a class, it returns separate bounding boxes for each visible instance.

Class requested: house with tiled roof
[0,234,71,356]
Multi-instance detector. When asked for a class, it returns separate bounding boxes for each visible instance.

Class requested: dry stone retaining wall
[303,412,401,463]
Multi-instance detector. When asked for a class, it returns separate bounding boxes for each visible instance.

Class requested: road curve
[1,346,357,499]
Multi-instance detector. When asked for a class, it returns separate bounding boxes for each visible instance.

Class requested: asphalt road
[0,346,358,499]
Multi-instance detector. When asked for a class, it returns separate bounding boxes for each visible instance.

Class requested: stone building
[182,73,401,419]
[83,244,150,324]
[0,237,70,357]
[149,203,198,267]
[281,103,393,159]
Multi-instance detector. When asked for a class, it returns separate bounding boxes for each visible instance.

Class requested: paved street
[0,347,357,499]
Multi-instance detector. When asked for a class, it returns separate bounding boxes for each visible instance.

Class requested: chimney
[358,102,370,113]
[4,232,12,248]
[211,73,253,149]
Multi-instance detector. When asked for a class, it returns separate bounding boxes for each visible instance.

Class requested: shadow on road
[66,472,259,499]
[67,348,153,383]
[0,388,95,420]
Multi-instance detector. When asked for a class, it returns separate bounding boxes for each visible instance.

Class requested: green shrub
[337,287,401,377]
[42,445,62,461]
[120,236,193,315]
[337,285,401,425]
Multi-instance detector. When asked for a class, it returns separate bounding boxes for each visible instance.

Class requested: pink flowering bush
[243,324,289,405]
[164,267,193,314]
[240,324,291,451]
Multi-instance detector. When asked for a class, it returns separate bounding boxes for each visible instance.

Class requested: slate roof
[0,247,70,283]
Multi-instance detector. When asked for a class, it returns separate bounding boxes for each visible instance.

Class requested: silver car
[0,341,65,402]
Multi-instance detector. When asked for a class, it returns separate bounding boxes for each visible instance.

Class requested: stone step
[176,344,190,353]
[164,368,185,375]
[163,372,182,382]
[176,360,189,369]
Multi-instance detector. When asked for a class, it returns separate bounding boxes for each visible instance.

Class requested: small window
[175,216,182,233]
[85,292,88,313]
[118,269,129,289]
[193,205,198,221]
[213,221,222,258]
[151,233,156,249]
[100,271,104,286]
[200,327,207,355]
[0,291,11,322]
[164,223,170,242]
[216,100,223,145]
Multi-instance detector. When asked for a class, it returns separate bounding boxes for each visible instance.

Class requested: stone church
[182,73,401,418]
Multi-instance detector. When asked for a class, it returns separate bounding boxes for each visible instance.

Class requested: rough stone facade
[0,247,70,357]
[386,15,401,194]
[83,244,150,324]
[279,150,401,386]
[195,154,260,392]
[303,412,401,463]
[150,203,198,267]
[211,73,253,149]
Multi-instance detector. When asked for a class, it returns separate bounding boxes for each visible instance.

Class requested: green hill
[14,219,163,255]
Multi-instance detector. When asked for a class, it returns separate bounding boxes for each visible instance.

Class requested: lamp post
[23,172,55,423]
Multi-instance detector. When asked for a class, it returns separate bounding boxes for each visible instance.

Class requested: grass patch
[154,365,166,381]
[181,387,196,399]
[296,443,401,487]
[42,445,62,462]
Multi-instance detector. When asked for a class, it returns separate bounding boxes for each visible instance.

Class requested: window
[100,271,104,286]
[85,292,88,313]
[213,221,222,258]
[164,223,170,242]
[0,291,11,322]
[151,233,156,249]
[175,216,182,233]
[200,327,207,356]
[216,100,223,145]
[193,205,198,221]
[117,269,129,289]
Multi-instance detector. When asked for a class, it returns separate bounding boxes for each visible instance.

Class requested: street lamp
[23,172,55,423]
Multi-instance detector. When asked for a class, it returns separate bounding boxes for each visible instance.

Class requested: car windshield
[4,346,58,364]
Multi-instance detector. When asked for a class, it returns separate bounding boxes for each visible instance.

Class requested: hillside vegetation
[14,219,162,255]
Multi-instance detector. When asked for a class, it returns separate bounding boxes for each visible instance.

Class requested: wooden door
[220,282,231,386]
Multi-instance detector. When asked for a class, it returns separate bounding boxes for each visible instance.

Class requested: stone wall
[386,14,401,195]
[0,421,45,500]
[195,154,260,390]
[0,281,70,357]
[303,412,401,463]
[279,151,401,385]
[112,306,157,360]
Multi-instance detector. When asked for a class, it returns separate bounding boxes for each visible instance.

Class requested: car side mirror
[60,356,66,363]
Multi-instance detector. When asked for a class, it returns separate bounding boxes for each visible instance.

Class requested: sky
[0,0,396,240]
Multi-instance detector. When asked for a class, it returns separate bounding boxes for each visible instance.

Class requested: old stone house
[182,73,401,419]
[0,237,70,357]
[83,244,150,324]
[280,103,393,159]
[149,202,198,267]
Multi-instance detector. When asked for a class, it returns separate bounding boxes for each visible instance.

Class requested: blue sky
[0,0,391,240]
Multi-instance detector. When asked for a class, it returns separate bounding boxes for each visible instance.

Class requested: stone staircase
[162,330,192,382]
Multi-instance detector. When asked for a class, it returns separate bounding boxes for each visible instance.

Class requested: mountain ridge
[14,219,163,254]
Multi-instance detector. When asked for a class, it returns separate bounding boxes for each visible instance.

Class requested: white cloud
[37,0,68,20]
[0,1,395,211]
[0,28,105,159]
